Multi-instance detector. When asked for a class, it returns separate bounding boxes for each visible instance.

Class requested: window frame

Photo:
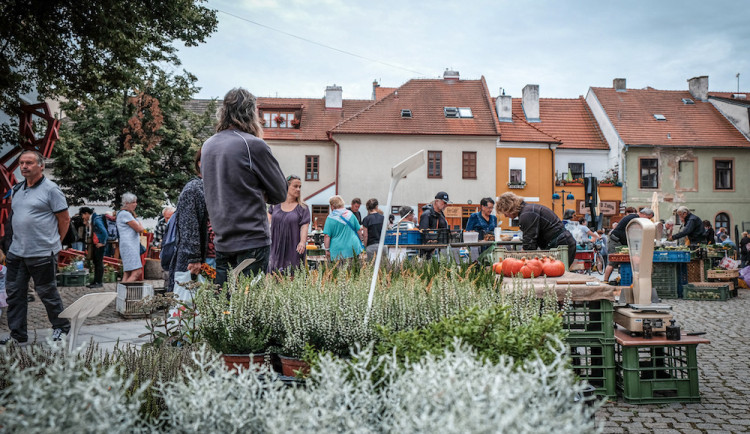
[305,155,319,181]
[428,150,442,179]
[568,162,585,180]
[713,158,735,191]
[715,212,730,233]
[639,157,659,189]
[261,110,298,128]
[462,151,477,180]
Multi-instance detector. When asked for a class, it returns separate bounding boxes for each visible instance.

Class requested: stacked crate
[116,282,154,318]
[706,269,739,298]
[683,282,733,301]
[564,299,616,398]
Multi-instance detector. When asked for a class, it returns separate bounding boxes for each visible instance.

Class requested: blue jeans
[5,252,70,341]
[215,246,270,288]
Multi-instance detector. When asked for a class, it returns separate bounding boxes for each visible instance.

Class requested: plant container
[279,355,311,377]
[222,353,267,373]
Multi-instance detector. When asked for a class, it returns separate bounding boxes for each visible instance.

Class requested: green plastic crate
[563,299,615,340]
[568,338,616,398]
[651,263,679,299]
[616,342,702,403]
[683,283,731,301]
[59,272,89,287]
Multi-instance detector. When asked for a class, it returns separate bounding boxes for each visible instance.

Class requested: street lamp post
[552,189,575,216]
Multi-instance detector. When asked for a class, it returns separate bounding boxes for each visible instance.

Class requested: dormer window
[401,109,412,118]
[262,111,299,128]
[444,107,473,118]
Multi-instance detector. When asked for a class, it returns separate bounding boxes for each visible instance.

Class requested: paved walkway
[2,280,750,432]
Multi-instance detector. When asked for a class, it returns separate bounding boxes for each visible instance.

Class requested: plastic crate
[651,263,679,299]
[686,260,703,283]
[683,283,731,301]
[707,269,739,280]
[421,228,450,244]
[619,263,632,286]
[563,299,614,340]
[568,339,616,398]
[608,253,630,263]
[116,282,154,317]
[384,230,422,245]
[59,271,89,287]
[652,250,691,263]
[492,245,569,271]
[616,342,702,403]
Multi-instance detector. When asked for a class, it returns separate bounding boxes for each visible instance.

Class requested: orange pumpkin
[502,258,523,277]
[527,258,544,277]
[493,262,503,274]
[542,260,566,277]
[519,264,534,279]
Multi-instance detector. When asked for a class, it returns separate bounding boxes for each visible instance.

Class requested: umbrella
[651,192,660,222]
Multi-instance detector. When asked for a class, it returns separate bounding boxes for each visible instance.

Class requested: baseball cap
[435,191,451,203]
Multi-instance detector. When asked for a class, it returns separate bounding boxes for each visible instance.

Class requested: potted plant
[273,114,286,126]
[507,181,527,189]
[599,165,620,186]
[194,281,272,372]
[290,118,301,128]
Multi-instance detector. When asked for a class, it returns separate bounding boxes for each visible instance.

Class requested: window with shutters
[462,152,476,179]
[428,151,442,178]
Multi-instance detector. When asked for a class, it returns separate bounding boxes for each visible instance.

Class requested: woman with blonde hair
[323,195,363,261]
[267,175,310,273]
[496,192,576,266]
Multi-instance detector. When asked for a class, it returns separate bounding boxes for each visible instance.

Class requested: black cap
[435,191,451,203]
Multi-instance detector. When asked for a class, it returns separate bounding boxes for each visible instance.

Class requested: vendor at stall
[668,206,705,247]
[466,197,497,239]
[495,192,576,266]
[419,191,450,259]
[602,207,653,283]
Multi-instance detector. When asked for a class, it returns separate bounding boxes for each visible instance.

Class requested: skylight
[444,107,473,118]
[682,98,695,105]
[653,114,666,121]
[401,109,412,118]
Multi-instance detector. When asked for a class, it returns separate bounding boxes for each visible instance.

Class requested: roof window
[401,109,412,118]
[653,114,666,121]
[444,107,473,118]
[682,98,695,105]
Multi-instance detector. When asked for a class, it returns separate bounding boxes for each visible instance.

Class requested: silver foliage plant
[0,340,148,434]
[159,340,601,434]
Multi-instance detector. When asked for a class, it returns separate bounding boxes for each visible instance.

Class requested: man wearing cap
[602,207,654,283]
[419,192,450,259]
[669,206,704,247]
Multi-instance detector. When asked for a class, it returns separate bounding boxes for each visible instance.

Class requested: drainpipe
[622,143,628,207]
[328,131,340,194]
[549,142,557,214]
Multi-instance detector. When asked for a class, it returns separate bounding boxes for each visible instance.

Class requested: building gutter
[622,143,628,206]
[549,142,558,204]
[327,131,340,194]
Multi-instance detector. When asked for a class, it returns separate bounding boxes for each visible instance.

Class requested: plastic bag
[719,256,740,270]
[740,266,750,284]
[169,271,205,318]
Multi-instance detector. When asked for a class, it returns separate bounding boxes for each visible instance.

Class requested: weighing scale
[613,218,673,335]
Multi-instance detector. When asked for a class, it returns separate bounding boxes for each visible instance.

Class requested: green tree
[0,0,217,117]
[54,70,216,218]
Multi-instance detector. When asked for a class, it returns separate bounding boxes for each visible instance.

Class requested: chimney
[613,78,626,91]
[687,76,708,101]
[325,84,343,109]
[522,84,540,122]
[496,89,512,122]
[443,68,460,81]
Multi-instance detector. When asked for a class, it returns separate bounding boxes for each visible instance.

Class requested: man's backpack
[160,211,179,271]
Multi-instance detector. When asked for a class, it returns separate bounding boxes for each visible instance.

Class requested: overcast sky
[176,0,750,101]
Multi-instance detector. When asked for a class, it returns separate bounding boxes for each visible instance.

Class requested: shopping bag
[169,271,205,318]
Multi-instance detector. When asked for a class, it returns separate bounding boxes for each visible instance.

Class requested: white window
[509,157,526,183]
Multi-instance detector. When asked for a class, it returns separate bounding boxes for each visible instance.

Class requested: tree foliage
[54,71,216,218]
[0,0,217,115]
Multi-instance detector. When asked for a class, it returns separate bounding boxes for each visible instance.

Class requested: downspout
[328,131,340,195]
[549,142,557,215]
[622,143,628,206]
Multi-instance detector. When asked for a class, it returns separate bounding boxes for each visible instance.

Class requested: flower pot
[279,355,310,377]
[599,183,614,187]
[222,353,267,372]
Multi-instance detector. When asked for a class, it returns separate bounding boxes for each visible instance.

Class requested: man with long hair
[201,88,287,286]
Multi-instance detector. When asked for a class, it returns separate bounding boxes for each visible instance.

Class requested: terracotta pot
[222,353,267,372]
[279,355,311,377]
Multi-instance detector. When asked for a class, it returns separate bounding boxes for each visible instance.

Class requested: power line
[216,9,426,76]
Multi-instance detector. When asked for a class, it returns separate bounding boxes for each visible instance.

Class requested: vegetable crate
[58,271,89,287]
[608,253,630,263]
[652,250,691,263]
[706,269,739,280]
[615,341,702,403]
[568,338,616,398]
[563,299,614,341]
[686,259,704,283]
[384,230,422,245]
[492,246,569,271]
[683,282,732,301]
[619,263,632,286]
[116,282,154,318]
[651,263,680,299]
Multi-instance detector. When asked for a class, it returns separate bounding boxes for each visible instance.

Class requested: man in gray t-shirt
[1,150,71,345]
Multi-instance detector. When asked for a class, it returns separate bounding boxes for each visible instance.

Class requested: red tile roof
[495,99,559,144]
[591,87,750,147]
[331,77,499,136]
[375,87,397,100]
[258,97,372,141]
[538,97,608,150]
[709,92,750,105]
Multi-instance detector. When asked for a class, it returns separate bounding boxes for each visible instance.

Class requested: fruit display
[492,256,565,278]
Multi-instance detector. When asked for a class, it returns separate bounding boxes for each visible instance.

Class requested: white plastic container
[463,231,479,243]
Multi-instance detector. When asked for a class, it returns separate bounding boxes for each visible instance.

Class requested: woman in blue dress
[117,192,145,282]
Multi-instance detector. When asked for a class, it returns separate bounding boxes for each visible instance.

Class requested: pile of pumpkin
[492,256,566,278]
